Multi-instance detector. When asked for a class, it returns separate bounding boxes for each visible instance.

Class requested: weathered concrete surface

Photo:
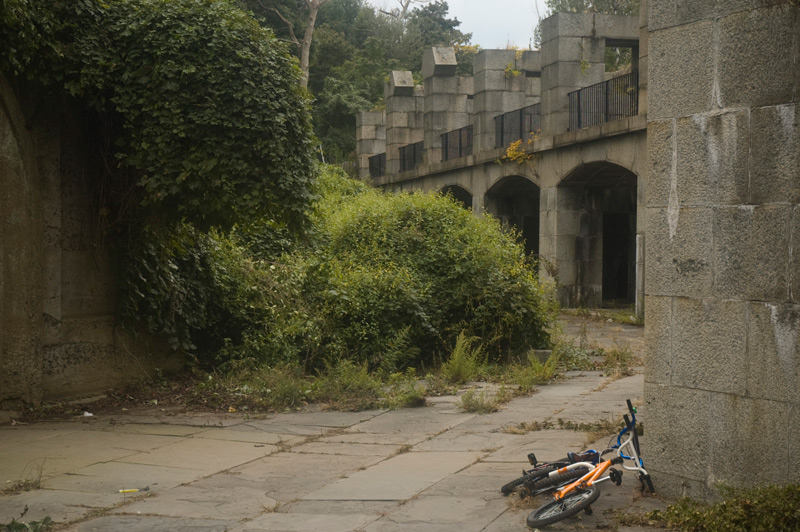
[645,0,800,499]
[0,318,668,532]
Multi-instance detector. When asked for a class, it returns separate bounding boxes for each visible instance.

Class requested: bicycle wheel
[522,467,589,497]
[501,464,557,495]
[526,486,601,528]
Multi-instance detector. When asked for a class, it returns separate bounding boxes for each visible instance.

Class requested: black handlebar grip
[626,398,634,414]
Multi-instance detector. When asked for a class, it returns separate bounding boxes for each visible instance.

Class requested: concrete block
[649,22,714,119]
[709,394,790,487]
[718,6,796,108]
[473,70,509,95]
[676,111,749,206]
[518,50,541,72]
[746,302,800,403]
[675,0,716,27]
[426,75,459,95]
[714,205,791,302]
[792,404,800,480]
[387,96,419,113]
[593,14,640,40]
[795,206,800,304]
[422,47,457,79]
[750,104,800,205]
[386,112,409,130]
[643,384,712,484]
[643,295,672,386]
[645,207,713,297]
[356,112,385,127]
[541,37,605,67]
[458,76,473,95]
[541,12,595,43]
[389,71,414,97]
[542,61,603,92]
[648,0,677,31]
[672,297,748,394]
[474,49,516,73]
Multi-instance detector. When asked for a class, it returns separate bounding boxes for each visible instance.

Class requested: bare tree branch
[265,5,300,48]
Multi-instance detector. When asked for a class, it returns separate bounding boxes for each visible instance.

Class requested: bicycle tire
[501,464,558,495]
[522,467,589,497]
[526,486,601,528]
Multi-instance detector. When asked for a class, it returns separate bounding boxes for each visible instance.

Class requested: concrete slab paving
[0,315,668,532]
[116,436,271,472]
[229,452,387,503]
[111,475,278,521]
[41,461,202,494]
[302,451,483,501]
[228,511,379,532]
[62,515,234,532]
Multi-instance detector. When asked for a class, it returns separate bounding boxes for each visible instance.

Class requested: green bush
[304,168,554,369]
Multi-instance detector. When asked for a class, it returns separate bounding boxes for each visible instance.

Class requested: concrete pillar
[355,111,385,180]
[540,13,639,136]
[385,71,424,175]
[645,0,800,499]
[472,50,541,152]
[422,47,472,165]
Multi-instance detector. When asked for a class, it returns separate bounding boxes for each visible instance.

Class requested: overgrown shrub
[304,168,554,369]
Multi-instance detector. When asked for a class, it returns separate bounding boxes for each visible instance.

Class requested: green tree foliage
[247,0,474,165]
[2,0,316,231]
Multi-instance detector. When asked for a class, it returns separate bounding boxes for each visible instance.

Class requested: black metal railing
[494,103,541,148]
[568,71,638,131]
[368,152,386,178]
[441,125,473,162]
[399,141,424,172]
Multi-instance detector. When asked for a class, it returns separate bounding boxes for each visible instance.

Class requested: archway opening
[439,185,472,210]
[558,162,637,307]
[484,176,540,257]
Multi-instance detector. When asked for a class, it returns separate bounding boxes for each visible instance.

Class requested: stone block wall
[356,111,386,179]
[645,0,800,498]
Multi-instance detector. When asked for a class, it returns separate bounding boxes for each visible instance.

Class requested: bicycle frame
[545,404,651,501]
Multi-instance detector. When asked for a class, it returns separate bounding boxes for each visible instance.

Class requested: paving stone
[193,427,302,447]
[315,431,428,446]
[413,429,519,452]
[289,441,402,457]
[42,461,202,494]
[380,495,507,529]
[0,426,75,450]
[349,408,475,436]
[227,512,378,532]
[100,423,209,437]
[252,410,383,429]
[302,451,482,501]
[116,437,271,472]
[111,474,278,521]
[62,515,233,532]
[229,452,386,503]
[0,489,122,524]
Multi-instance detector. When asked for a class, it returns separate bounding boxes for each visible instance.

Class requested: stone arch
[438,184,472,210]
[557,161,638,307]
[484,175,540,257]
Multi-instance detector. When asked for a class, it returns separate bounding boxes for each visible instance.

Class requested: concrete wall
[0,77,180,408]
[645,0,800,498]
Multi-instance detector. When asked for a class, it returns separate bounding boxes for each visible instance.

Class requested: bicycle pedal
[583,505,593,515]
[609,468,623,486]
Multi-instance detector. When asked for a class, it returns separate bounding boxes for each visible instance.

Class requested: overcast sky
[365,0,550,50]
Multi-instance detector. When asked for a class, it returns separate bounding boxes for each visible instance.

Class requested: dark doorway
[602,212,633,304]
[485,176,540,257]
[440,185,472,210]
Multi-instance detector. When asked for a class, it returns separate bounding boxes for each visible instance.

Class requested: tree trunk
[299,0,322,89]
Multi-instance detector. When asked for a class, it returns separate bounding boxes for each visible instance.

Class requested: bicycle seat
[567,450,599,464]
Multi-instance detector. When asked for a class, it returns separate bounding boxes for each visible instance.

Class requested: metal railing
[399,141,424,172]
[568,72,638,131]
[494,103,541,148]
[441,125,473,162]
[368,152,386,178]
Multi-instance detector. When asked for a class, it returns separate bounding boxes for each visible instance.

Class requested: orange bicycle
[526,399,653,528]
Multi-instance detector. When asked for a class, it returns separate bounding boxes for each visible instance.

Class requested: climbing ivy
[1,0,316,231]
